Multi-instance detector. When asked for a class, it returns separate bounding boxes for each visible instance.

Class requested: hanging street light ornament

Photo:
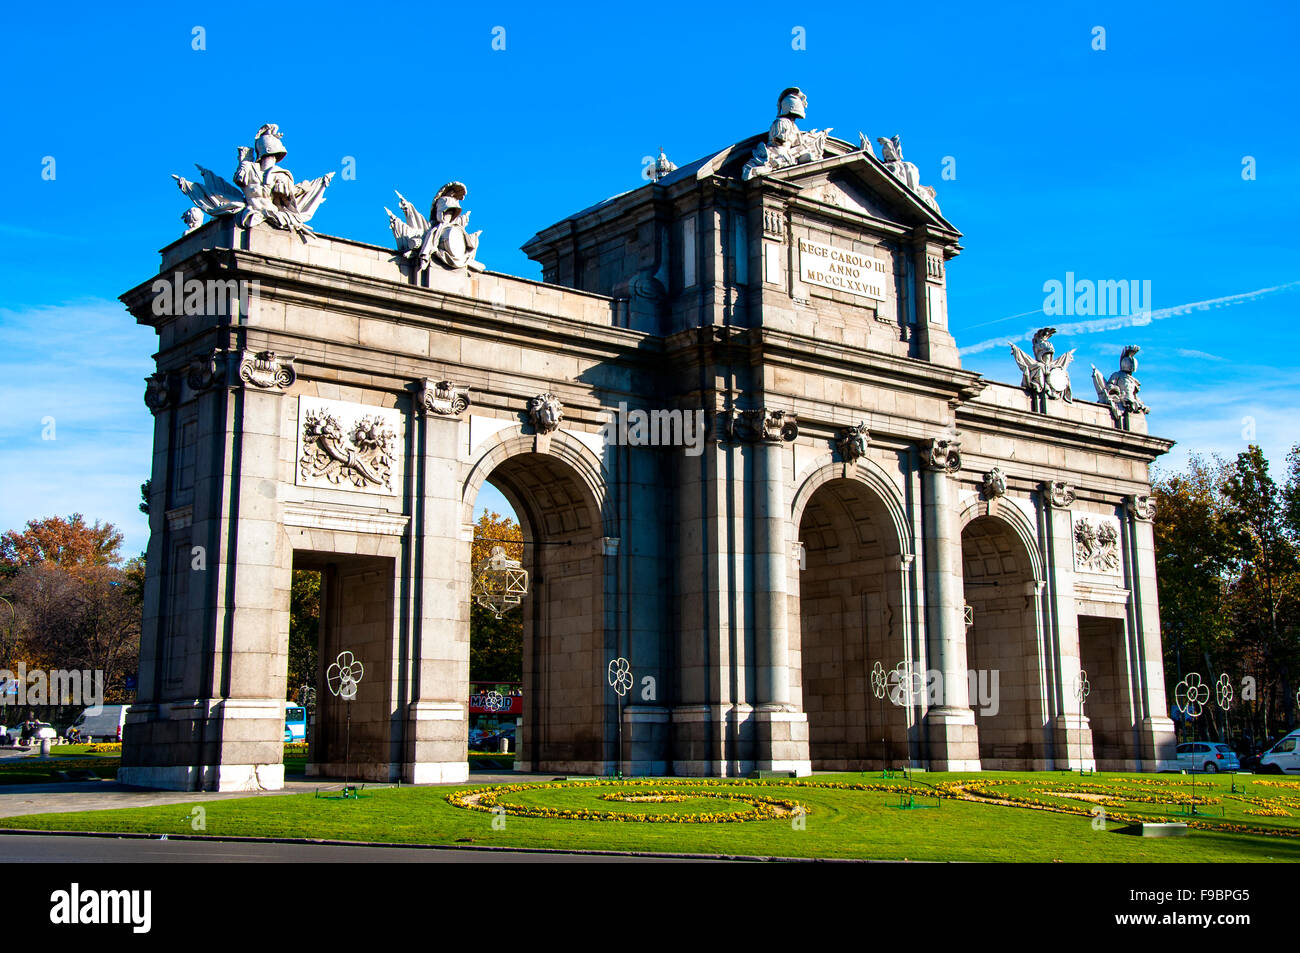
[606,656,634,780]
[870,661,887,701]
[1216,674,1234,711]
[607,657,633,696]
[1072,670,1091,776]
[327,652,364,700]
[1174,672,1211,813]
[471,545,529,619]
[323,650,365,799]
[1175,673,1210,721]
[887,661,923,707]
[1073,670,1091,705]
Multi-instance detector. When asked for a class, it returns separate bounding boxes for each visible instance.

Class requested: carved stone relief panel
[295,396,402,497]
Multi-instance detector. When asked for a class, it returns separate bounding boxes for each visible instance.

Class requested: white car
[1259,730,1300,774]
[1175,742,1239,772]
[6,723,57,746]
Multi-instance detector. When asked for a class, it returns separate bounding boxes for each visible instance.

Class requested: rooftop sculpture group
[871,134,941,212]
[742,87,832,180]
[174,124,335,241]
[1011,328,1076,403]
[1092,345,1150,422]
[386,182,485,274]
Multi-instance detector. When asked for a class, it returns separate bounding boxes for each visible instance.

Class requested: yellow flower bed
[447,781,807,823]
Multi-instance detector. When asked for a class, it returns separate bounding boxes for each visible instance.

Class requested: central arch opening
[796,477,907,771]
[467,449,606,775]
[961,515,1048,770]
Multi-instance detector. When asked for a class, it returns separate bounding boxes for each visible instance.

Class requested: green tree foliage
[288,570,320,701]
[1155,445,1300,749]
[1154,456,1237,675]
[470,511,523,682]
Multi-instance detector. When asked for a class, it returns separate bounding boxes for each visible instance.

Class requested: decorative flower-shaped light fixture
[1073,670,1091,706]
[607,657,633,697]
[326,651,364,700]
[471,545,529,619]
[870,661,887,701]
[1175,672,1210,720]
[887,661,923,707]
[1216,674,1234,711]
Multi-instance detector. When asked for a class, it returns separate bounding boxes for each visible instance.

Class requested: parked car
[1259,730,1300,774]
[7,722,57,746]
[66,704,129,743]
[1175,741,1240,772]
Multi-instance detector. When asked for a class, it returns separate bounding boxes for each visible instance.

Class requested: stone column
[215,353,298,791]
[750,410,810,775]
[120,350,298,792]
[1041,481,1095,771]
[920,437,980,771]
[404,379,472,784]
[1125,494,1177,770]
[670,411,730,776]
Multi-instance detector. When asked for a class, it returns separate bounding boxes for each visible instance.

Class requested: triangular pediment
[765,149,959,235]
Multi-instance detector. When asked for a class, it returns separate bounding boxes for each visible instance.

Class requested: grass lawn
[2,770,1299,861]
[0,744,122,785]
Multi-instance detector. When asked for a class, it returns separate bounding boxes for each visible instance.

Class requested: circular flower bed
[448,781,806,823]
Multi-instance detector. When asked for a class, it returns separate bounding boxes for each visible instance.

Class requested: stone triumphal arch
[120,95,1176,790]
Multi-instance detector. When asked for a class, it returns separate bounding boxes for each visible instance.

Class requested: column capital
[234,349,296,391]
[414,378,470,418]
[921,436,961,473]
[1125,493,1157,521]
[1040,480,1076,508]
[186,348,226,393]
[719,407,798,443]
[144,371,175,414]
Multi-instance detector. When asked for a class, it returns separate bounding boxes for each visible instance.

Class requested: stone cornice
[957,399,1175,462]
[717,326,988,404]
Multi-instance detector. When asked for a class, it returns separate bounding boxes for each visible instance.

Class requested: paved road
[0,833,704,863]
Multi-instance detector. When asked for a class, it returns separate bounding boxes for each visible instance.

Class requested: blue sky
[1,1,1297,556]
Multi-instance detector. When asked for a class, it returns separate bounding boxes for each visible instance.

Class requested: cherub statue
[1011,328,1075,403]
[1092,345,1149,421]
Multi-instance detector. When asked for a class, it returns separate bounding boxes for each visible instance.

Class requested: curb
[0,826,897,863]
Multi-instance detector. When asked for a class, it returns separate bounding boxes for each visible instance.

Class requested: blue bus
[284,705,308,743]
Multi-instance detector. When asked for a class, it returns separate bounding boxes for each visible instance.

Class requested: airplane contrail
[958,280,1300,356]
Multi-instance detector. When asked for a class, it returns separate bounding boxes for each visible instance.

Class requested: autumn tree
[0,514,124,577]
[470,511,524,682]
[0,515,140,702]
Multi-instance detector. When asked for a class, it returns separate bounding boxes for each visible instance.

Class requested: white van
[1259,729,1300,774]
[67,705,129,743]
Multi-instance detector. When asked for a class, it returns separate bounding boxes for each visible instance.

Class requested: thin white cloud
[0,299,155,556]
[958,280,1300,356]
